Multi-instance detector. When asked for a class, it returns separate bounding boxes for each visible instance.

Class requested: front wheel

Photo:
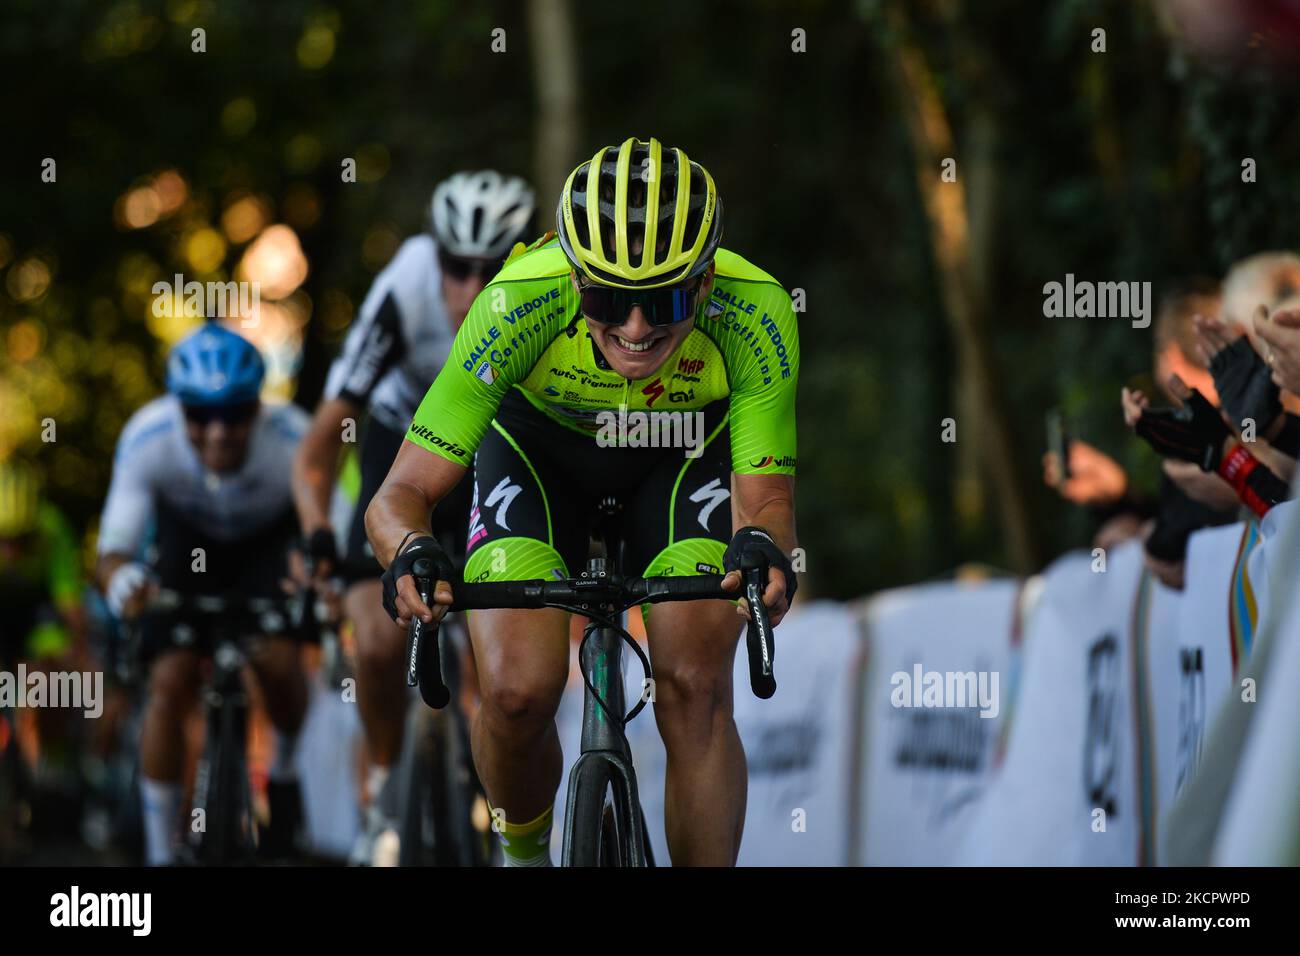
[568,770,627,867]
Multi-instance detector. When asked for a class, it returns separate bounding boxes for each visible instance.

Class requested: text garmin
[408,424,468,458]
[595,404,706,458]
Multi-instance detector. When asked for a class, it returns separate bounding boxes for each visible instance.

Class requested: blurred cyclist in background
[0,458,87,844]
[290,171,535,863]
[0,459,85,667]
[96,323,310,865]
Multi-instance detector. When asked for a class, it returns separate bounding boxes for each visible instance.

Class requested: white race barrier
[855,579,1019,865]
[550,600,862,866]
[295,675,364,859]
[1162,498,1299,864]
[1212,503,1300,864]
[954,542,1148,865]
[290,496,1297,866]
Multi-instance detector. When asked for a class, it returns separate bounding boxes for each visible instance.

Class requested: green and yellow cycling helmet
[556,137,723,290]
[0,459,41,538]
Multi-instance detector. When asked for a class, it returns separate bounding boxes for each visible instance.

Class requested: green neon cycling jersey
[406,240,798,474]
[0,503,81,612]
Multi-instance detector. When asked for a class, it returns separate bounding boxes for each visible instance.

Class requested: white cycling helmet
[429,171,536,259]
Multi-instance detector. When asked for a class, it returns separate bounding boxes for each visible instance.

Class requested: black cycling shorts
[342,417,471,582]
[137,500,300,662]
[462,389,733,583]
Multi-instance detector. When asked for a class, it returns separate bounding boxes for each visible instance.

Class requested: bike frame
[560,556,651,867]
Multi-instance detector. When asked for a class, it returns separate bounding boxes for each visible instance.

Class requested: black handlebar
[403,563,778,708]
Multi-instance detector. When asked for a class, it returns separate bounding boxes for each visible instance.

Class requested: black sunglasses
[578,276,703,327]
[183,401,259,426]
[438,250,506,281]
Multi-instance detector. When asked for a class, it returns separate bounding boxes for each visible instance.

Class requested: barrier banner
[1213,501,1300,865]
[856,579,1019,866]
[296,674,364,859]
[954,542,1145,865]
[1162,499,1299,865]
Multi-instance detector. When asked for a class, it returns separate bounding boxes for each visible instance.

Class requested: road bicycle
[406,496,777,866]
[131,588,311,865]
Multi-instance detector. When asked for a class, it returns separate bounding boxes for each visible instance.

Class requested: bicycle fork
[560,604,650,866]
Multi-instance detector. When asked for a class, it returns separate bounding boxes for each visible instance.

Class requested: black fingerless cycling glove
[1135,389,1231,472]
[1209,335,1282,434]
[303,528,339,568]
[724,526,797,605]
[381,535,453,623]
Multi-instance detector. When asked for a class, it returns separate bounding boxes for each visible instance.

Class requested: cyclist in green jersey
[0,460,84,663]
[367,138,799,866]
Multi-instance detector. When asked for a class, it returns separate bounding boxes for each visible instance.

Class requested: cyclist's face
[183,408,257,473]
[441,271,488,331]
[577,266,715,381]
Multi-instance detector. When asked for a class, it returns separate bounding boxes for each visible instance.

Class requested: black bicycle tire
[599,794,623,867]
[396,706,434,867]
[569,763,620,867]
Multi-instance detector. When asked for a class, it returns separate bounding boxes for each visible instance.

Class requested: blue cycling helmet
[166,323,265,406]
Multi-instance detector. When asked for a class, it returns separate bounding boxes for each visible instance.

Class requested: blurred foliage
[2,0,1299,597]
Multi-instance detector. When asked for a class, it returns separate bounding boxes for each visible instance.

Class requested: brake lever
[740,554,777,699]
[406,558,451,709]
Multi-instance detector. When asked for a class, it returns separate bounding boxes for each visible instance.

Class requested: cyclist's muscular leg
[140,648,202,781]
[344,579,408,765]
[468,608,569,826]
[646,599,746,866]
[247,635,308,735]
[139,648,201,864]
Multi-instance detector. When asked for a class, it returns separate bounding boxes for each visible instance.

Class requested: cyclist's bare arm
[364,439,466,625]
[727,472,797,626]
[291,396,362,535]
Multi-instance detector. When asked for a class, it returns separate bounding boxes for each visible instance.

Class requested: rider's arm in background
[294,259,411,551]
[40,504,88,640]
[95,402,165,617]
[291,396,363,546]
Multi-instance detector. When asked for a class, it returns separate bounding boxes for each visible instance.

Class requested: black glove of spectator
[1135,389,1231,472]
[381,535,453,623]
[1209,335,1282,435]
[724,526,797,606]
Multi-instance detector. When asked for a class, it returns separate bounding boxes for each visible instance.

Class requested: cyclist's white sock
[269,731,299,783]
[365,764,391,805]
[140,777,182,866]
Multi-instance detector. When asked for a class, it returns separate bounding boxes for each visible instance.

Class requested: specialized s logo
[484,476,523,531]
[688,478,730,531]
[749,455,797,469]
[642,378,665,407]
